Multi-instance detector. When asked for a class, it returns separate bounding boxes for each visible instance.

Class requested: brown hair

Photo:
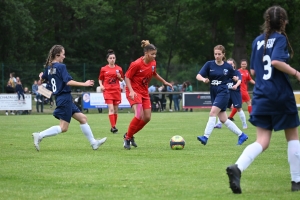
[214,45,226,61]
[44,45,64,74]
[106,49,115,59]
[141,40,156,52]
[227,58,237,69]
[261,6,293,58]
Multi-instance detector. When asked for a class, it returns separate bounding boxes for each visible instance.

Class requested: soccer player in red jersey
[228,59,255,121]
[123,40,172,149]
[98,49,124,133]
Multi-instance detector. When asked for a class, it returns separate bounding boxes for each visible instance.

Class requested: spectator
[36,80,44,113]
[167,81,174,111]
[184,81,193,112]
[172,82,180,111]
[119,79,126,93]
[15,77,25,103]
[9,72,17,89]
[32,80,40,102]
[5,81,15,115]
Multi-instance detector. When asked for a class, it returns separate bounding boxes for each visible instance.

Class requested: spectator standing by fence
[5,81,15,115]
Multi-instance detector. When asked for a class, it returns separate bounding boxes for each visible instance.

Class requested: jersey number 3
[263,55,272,80]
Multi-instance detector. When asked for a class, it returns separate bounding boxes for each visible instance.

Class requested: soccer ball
[170,135,185,150]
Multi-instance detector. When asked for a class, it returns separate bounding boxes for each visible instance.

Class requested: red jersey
[238,68,253,92]
[98,65,124,100]
[125,57,157,97]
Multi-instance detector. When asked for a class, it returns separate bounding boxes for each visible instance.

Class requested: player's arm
[272,60,300,81]
[67,80,94,87]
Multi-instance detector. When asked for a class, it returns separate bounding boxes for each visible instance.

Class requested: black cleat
[123,138,131,150]
[110,127,118,134]
[123,133,137,148]
[226,164,242,194]
[130,137,138,148]
[228,117,235,121]
[292,181,300,192]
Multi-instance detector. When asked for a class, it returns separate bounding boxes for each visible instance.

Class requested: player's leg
[107,102,117,133]
[73,104,106,150]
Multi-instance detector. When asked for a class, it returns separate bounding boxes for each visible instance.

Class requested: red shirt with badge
[98,65,124,100]
[125,57,157,98]
[238,68,252,93]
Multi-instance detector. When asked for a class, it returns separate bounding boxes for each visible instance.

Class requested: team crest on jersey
[223,69,228,75]
[152,66,155,72]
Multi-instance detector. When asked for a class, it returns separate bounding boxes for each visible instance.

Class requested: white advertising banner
[0,94,32,110]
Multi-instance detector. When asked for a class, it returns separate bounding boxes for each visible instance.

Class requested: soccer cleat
[226,164,242,194]
[110,127,118,134]
[237,133,248,145]
[292,181,300,192]
[228,117,235,121]
[123,138,131,150]
[242,125,248,129]
[32,132,42,151]
[197,136,208,145]
[123,133,137,148]
[214,123,222,129]
[91,137,107,150]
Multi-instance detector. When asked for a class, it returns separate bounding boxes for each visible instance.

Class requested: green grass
[0,111,299,200]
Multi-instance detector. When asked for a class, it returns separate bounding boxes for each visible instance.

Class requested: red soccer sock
[114,114,118,125]
[126,117,140,139]
[248,105,252,114]
[229,108,237,118]
[133,120,147,136]
[108,114,116,128]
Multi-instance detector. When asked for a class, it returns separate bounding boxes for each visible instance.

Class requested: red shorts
[126,92,151,109]
[105,99,121,105]
[241,92,251,103]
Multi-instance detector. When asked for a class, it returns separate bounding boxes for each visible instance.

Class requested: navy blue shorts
[227,90,242,109]
[53,93,81,123]
[249,113,300,131]
[212,93,229,112]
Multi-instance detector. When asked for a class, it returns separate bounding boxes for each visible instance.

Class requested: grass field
[0,110,299,200]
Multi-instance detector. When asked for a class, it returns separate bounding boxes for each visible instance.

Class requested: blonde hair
[227,58,237,69]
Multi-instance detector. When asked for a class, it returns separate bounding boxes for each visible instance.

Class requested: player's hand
[85,80,94,86]
[129,91,137,100]
[39,72,43,79]
[203,78,210,83]
[100,85,105,92]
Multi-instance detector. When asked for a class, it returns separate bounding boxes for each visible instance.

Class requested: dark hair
[261,6,293,58]
[240,59,248,65]
[106,49,115,59]
[214,45,226,61]
[141,40,156,52]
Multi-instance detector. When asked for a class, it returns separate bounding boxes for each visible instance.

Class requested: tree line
[1,0,300,91]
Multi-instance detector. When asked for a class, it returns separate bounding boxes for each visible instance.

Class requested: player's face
[56,49,65,63]
[107,54,116,65]
[227,60,235,69]
[145,50,157,62]
[214,50,224,63]
[241,61,247,69]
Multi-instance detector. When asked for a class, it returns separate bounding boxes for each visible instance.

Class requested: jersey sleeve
[125,61,139,79]
[271,36,288,62]
[99,66,105,81]
[199,61,210,77]
[60,64,73,83]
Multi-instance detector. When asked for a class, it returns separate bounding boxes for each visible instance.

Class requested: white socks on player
[204,116,216,138]
[80,123,96,144]
[224,119,242,136]
[288,140,300,183]
[238,110,247,127]
[39,125,62,139]
[236,142,263,172]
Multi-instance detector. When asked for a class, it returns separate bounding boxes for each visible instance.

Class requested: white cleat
[242,123,248,129]
[91,137,107,150]
[32,132,42,151]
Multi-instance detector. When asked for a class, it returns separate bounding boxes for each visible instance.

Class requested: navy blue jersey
[41,63,73,96]
[199,60,235,95]
[250,32,297,115]
[227,70,241,92]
